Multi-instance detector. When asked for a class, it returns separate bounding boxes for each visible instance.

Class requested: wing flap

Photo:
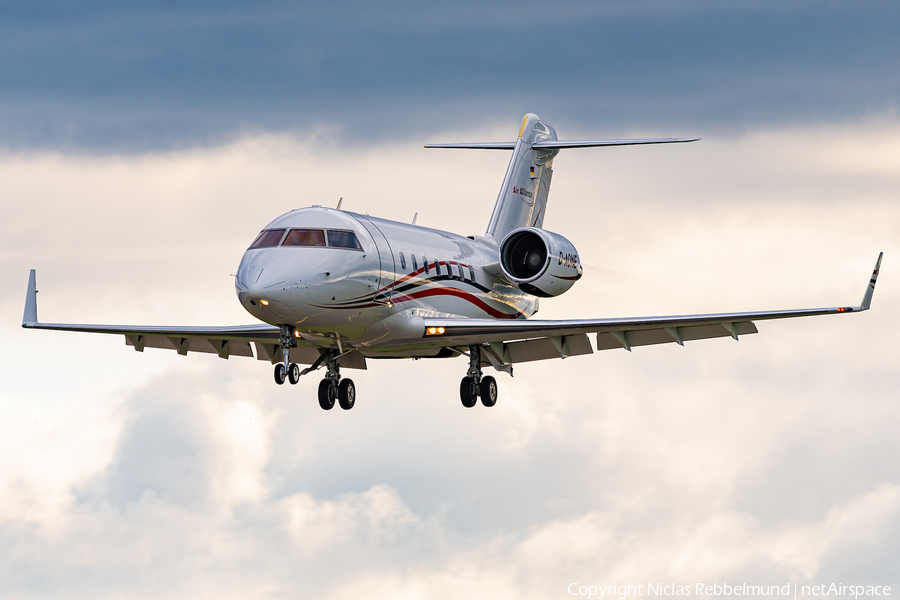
[506,334,593,363]
[255,343,320,364]
[595,321,758,351]
[126,334,254,358]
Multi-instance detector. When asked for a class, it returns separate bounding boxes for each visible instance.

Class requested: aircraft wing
[22,253,882,372]
[407,253,883,372]
[20,269,285,359]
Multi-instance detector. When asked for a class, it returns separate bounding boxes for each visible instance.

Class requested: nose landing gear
[274,362,303,385]
[274,326,302,385]
[459,345,499,408]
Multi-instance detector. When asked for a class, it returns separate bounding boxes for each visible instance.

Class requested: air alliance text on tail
[512,185,533,198]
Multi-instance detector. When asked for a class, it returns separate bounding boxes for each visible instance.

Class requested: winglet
[860,252,883,310]
[23,269,38,327]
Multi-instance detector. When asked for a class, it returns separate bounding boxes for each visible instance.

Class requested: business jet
[22,114,882,411]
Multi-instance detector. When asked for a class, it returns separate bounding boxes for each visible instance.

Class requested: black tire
[459,377,478,408]
[288,363,301,385]
[338,379,356,410]
[318,379,336,410]
[480,376,498,407]
[274,363,286,385]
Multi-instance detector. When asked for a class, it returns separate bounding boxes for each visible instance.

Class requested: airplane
[22,113,883,411]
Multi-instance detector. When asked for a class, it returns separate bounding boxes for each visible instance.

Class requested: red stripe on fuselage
[390,287,521,319]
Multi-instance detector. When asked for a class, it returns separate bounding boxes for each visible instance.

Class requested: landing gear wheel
[480,376,498,407]
[274,363,286,385]
[288,363,301,385]
[338,379,356,410]
[318,379,336,410]
[459,377,478,408]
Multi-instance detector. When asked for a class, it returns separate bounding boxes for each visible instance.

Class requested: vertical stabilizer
[485,114,559,240]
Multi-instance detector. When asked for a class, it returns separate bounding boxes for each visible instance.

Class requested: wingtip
[22,269,38,327]
[859,252,883,311]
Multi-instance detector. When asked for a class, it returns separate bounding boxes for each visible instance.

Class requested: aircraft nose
[237,263,309,311]
[235,250,309,315]
[245,267,289,301]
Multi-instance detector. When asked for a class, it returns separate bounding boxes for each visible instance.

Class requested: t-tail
[425,113,700,240]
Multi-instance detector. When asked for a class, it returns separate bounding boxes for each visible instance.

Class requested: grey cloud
[82,378,215,508]
[0,1,899,151]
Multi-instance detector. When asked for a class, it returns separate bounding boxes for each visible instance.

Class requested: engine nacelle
[499,227,583,297]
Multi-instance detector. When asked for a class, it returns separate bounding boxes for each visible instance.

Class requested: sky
[1,2,899,599]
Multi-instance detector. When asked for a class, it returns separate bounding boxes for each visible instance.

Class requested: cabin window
[457,264,465,279]
[423,257,430,274]
[399,252,407,270]
[434,260,440,275]
[283,228,326,247]
[469,266,476,282]
[411,254,418,271]
[250,229,286,249]
[326,230,361,249]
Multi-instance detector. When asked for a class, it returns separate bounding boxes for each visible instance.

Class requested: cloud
[1,2,899,150]
[0,118,898,597]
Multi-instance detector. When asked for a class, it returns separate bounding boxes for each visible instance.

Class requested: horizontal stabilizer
[533,137,700,149]
[424,138,699,150]
[424,142,516,149]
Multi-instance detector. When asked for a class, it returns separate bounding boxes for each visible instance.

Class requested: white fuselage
[234,207,539,351]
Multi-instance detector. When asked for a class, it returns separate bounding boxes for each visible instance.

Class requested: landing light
[426,327,446,335]
[259,299,269,306]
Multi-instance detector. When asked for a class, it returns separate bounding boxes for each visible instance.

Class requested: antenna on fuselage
[335,197,343,210]
[411,212,418,226]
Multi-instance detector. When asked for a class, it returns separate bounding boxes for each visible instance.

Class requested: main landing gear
[272,326,356,411]
[460,345,498,408]
[317,352,355,411]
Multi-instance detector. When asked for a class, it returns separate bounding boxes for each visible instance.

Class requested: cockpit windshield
[283,229,326,247]
[249,229,286,248]
[326,230,361,249]
[249,228,361,250]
